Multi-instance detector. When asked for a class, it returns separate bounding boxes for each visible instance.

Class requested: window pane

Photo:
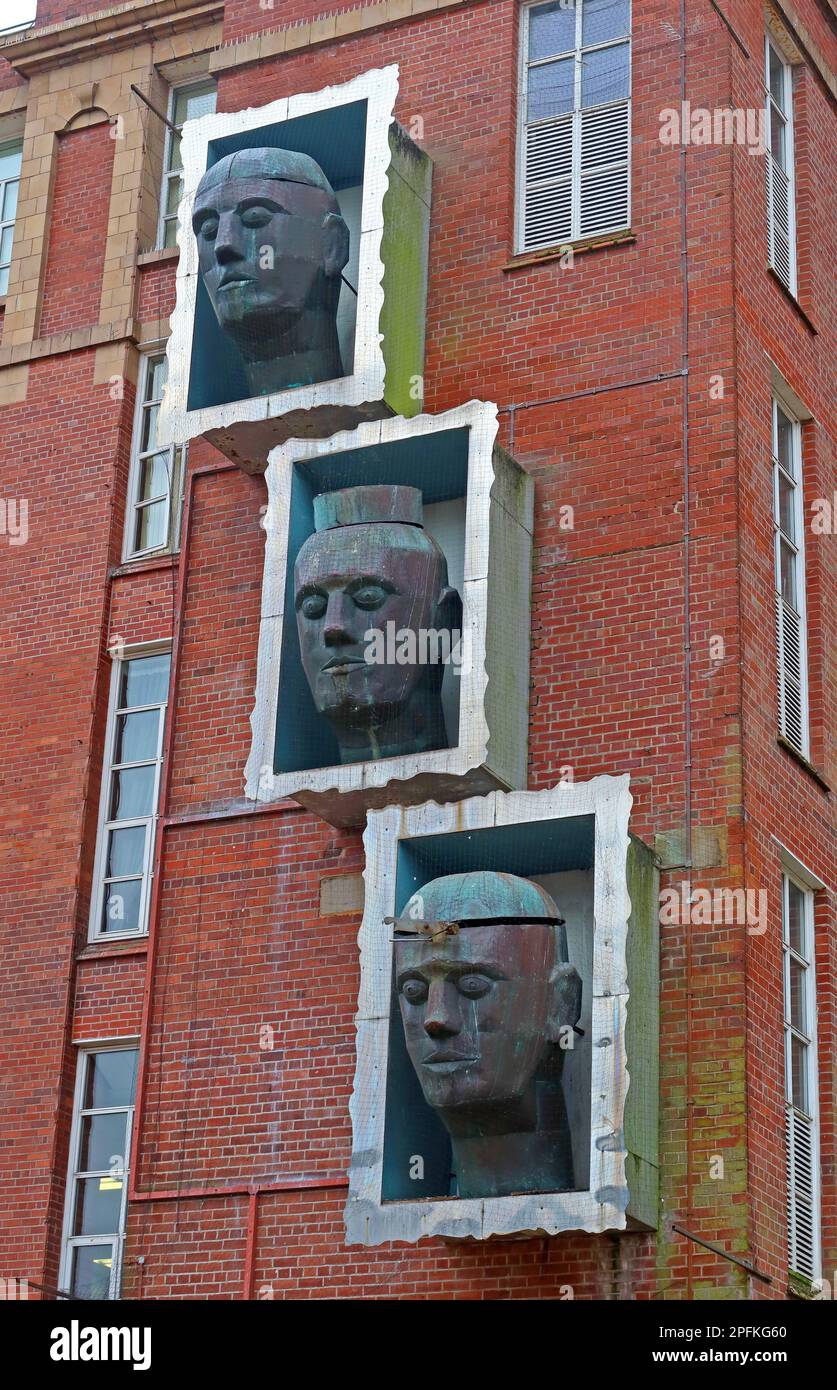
[790,1034,809,1113]
[120,653,170,708]
[102,878,143,934]
[770,106,786,169]
[775,407,793,473]
[0,224,13,264]
[0,265,8,295]
[779,538,797,608]
[138,452,170,503]
[778,472,795,540]
[79,1113,128,1174]
[73,1175,123,1236]
[582,0,630,47]
[141,402,160,454]
[582,41,629,107]
[84,1050,138,1109]
[109,765,156,821]
[0,144,22,181]
[115,709,160,765]
[769,47,785,110]
[147,356,167,402]
[173,84,216,128]
[134,499,168,552]
[105,825,146,878]
[528,1,576,61]
[528,56,575,122]
[163,215,179,250]
[2,177,18,221]
[165,172,183,215]
[787,882,806,955]
[70,1244,113,1300]
[789,957,807,1034]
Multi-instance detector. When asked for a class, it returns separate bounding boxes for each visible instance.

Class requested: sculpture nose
[423,980,459,1039]
[214,213,245,265]
[323,593,353,646]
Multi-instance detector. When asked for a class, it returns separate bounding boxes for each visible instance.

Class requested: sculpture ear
[321,212,350,279]
[545,962,582,1045]
[433,584,463,635]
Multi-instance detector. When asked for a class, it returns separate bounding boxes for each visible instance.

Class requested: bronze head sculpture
[395,871,582,1198]
[294,485,462,765]
[191,148,350,396]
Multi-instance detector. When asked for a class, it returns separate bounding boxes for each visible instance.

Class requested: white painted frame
[122,352,185,562]
[765,36,798,295]
[58,1042,139,1301]
[157,77,217,252]
[772,393,809,757]
[87,643,171,942]
[781,870,821,1282]
[515,0,632,254]
[244,401,533,825]
[0,137,22,296]
[159,66,399,451]
[344,775,635,1245]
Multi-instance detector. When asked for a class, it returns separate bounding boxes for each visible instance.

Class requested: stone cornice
[0,0,223,76]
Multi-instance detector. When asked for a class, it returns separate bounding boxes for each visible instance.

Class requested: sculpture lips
[322,656,366,672]
[423,1051,477,1068]
[218,272,256,289]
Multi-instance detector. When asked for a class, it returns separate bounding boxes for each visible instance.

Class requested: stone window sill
[137,247,180,268]
[76,937,149,962]
[111,551,179,579]
[503,229,636,271]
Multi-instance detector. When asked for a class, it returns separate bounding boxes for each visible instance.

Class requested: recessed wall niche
[158,66,431,473]
[244,402,533,828]
[344,777,660,1246]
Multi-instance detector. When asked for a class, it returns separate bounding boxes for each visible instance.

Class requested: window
[0,140,22,296]
[516,0,631,253]
[60,1046,139,1300]
[89,648,171,941]
[158,79,217,249]
[782,874,820,1282]
[772,397,809,756]
[124,353,185,560]
[765,38,797,293]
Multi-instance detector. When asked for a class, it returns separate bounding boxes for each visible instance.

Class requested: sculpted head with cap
[395,870,582,1198]
[294,485,462,765]
[191,148,350,396]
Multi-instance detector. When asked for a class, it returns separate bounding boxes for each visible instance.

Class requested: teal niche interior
[345,776,659,1244]
[158,65,432,474]
[244,402,533,829]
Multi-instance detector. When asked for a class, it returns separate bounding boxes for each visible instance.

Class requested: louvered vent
[523,115,573,251]
[776,592,804,753]
[768,156,792,288]
[786,1106,816,1279]
[521,100,629,251]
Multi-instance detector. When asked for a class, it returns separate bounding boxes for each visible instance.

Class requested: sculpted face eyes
[297,579,396,622]
[399,972,497,1005]
[193,200,286,242]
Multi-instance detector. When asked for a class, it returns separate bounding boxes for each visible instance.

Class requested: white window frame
[0,137,23,297]
[515,0,632,254]
[59,1042,139,1301]
[123,351,185,562]
[88,642,171,943]
[782,872,821,1283]
[157,78,217,251]
[765,36,798,295]
[772,394,810,757]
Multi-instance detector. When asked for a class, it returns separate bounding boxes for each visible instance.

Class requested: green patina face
[293,485,462,765]
[395,871,582,1198]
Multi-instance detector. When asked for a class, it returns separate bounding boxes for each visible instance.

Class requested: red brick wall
[1,0,834,1302]
[39,122,114,340]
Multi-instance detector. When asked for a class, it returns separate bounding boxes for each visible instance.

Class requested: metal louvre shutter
[786,1106,816,1279]
[579,101,630,237]
[767,154,793,288]
[776,592,804,752]
[522,113,573,251]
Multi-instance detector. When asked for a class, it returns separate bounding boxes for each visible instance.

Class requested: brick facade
[0,0,834,1301]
